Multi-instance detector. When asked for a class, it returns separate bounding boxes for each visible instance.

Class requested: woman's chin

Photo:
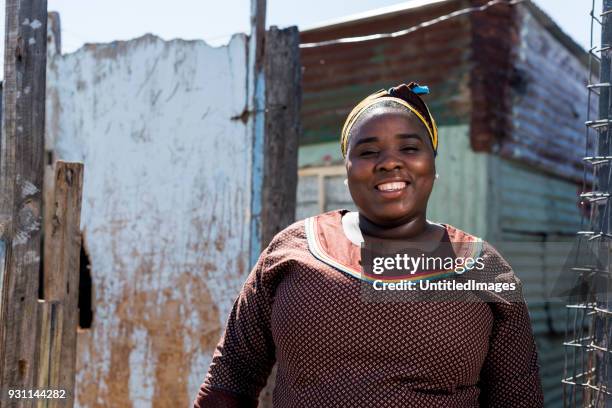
[364,208,417,227]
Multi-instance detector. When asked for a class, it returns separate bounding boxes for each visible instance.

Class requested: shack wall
[498,2,591,182]
[488,5,588,405]
[300,0,472,146]
[490,158,581,407]
[46,34,256,407]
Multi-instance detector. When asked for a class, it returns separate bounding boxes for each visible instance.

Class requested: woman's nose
[375,151,404,172]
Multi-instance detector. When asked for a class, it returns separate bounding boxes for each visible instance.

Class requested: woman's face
[345,107,436,227]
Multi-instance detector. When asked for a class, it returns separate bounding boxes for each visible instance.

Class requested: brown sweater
[194,210,543,407]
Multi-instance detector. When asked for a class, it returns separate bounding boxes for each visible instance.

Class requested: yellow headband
[340,95,438,157]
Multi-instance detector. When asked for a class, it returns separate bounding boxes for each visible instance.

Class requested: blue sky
[0,0,601,70]
[35,0,600,53]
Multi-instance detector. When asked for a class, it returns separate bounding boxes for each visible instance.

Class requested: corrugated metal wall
[300,0,472,146]
[497,6,587,405]
[495,160,581,236]
[491,158,581,407]
[500,3,591,182]
[427,125,488,239]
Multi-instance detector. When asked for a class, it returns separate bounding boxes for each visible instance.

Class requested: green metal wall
[489,158,582,407]
[427,125,489,239]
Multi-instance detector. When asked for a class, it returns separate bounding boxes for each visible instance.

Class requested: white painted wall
[46,33,254,407]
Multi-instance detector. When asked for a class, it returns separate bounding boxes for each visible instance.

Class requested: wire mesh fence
[563,1,612,407]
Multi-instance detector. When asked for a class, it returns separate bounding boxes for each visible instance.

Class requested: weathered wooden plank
[35,300,62,408]
[46,12,60,59]
[258,26,300,408]
[248,0,267,266]
[261,26,301,247]
[0,0,48,405]
[250,0,266,72]
[42,161,83,407]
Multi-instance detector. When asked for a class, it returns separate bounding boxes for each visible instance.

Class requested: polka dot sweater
[194,211,543,407]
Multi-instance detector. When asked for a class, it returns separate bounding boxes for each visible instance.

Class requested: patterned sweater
[194,210,543,407]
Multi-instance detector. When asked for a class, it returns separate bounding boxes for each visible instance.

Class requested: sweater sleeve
[477,245,544,407]
[193,246,278,408]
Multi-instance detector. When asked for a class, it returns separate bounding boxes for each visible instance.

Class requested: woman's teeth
[377,182,406,191]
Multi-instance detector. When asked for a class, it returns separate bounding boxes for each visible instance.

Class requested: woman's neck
[357,213,442,242]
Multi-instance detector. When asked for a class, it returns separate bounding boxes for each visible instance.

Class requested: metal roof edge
[521,0,589,68]
[300,0,454,33]
[300,0,588,69]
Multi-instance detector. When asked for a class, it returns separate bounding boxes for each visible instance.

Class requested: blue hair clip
[411,85,430,95]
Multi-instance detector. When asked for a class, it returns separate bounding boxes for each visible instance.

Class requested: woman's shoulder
[442,223,516,278]
[266,218,307,251]
[264,209,348,257]
[439,223,483,244]
[257,211,348,277]
[440,223,504,257]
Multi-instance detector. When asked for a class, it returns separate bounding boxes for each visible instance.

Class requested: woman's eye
[401,146,419,152]
[360,150,378,157]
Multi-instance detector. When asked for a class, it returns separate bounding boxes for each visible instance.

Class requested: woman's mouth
[376,181,407,192]
[374,181,409,199]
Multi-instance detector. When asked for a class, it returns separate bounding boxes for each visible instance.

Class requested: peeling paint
[14,230,30,245]
[46,33,253,407]
[23,250,40,265]
[20,179,39,198]
[14,202,41,246]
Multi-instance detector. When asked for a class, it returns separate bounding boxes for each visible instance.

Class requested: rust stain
[75,263,222,407]
[106,322,134,408]
[230,107,253,124]
[237,257,245,276]
[148,297,189,408]
[214,235,225,252]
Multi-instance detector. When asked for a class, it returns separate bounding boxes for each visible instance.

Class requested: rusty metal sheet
[46,34,253,407]
[500,4,592,182]
[300,0,472,145]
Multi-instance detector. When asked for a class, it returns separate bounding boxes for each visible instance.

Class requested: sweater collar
[305,210,484,281]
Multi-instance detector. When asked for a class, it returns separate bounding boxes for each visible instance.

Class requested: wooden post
[258,26,301,408]
[250,0,266,73]
[0,0,48,406]
[260,26,301,247]
[248,0,267,266]
[41,162,83,407]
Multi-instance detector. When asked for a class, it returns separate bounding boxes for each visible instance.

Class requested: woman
[193,83,544,407]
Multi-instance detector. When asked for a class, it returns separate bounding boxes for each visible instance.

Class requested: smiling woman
[193,83,544,408]
[344,84,439,234]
